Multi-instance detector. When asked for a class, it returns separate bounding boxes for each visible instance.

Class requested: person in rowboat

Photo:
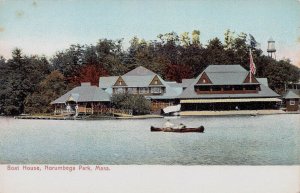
[163,119,174,131]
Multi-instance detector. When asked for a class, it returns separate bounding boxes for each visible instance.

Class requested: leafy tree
[191,30,200,45]
[0,49,50,115]
[164,64,193,82]
[71,64,108,86]
[180,32,191,47]
[111,93,151,115]
[24,70,68,114]
[203,38,228,64]
[51,44,84,82]
[263,59,299,94]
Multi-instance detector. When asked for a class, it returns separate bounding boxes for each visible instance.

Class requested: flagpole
[249,48,252,83]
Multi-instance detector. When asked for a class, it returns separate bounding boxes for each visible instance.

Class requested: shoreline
[9,110,300,120]
[180,110,300,116]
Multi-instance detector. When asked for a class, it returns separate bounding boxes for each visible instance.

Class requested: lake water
[0,114,299,165]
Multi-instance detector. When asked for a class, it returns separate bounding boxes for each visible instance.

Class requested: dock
[14,115,117,120]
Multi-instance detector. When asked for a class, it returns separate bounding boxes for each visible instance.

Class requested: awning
[180,98,282,103]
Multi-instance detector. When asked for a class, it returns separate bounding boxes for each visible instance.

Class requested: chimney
[81,82,91,86]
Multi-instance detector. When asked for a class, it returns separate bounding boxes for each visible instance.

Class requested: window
[245,85,256,90]
[202,79,206,83]
[128,88,138,94]
[290,99,295,105]
[139,87,149,94]
[151,87,161,94]
[154,80,158,85]
[233,85,243,90]
[115,88,125,94]
[211,86,221,91]
[224,85,232,91]
[118,81,122,85]
[197,86,210,91]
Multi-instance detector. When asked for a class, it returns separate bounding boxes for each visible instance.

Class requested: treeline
[0,30,299,115]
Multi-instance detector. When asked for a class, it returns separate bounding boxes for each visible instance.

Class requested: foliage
[0,49,50,115]
[51,44,84,82]
[1,30,299,115]
[111,94,151,115]
[70,64,108,86]
[24,71,68,114]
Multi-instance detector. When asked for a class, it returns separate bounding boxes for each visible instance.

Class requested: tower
[267,38,276,59]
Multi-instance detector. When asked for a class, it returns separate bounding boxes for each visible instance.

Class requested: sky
[0,0,299,67]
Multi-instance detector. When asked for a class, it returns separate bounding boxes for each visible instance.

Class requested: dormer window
[119,81,122,85]
[203,79,206,83]
[154,80,158,85]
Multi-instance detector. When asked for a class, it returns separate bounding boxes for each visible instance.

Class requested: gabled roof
[99,76,118,89]
[283,90,300,99]
[123,66,156,76]
[178,65,280,99]
[205,65,247,73]
[166,81,182,88]
[181,79,195,88]
[178,83,280,99]
[200,65,250,85]
[99,66,182,99]
[51,82,110,104]
[117,75,157,87]
[257,78,268,86]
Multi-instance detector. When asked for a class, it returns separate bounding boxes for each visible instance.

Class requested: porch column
[92,102,94,114]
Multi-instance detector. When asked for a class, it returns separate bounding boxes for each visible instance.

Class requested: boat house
[51,82,110,115]
[178,65,281,111]
[99,66,181,112]
[282,90,300,111]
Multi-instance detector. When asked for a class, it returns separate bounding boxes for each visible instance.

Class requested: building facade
[282,88,300,111]
[51,82,111,115]
[178,65,281,111]
[99,66,181,112]
[52,65,282,115]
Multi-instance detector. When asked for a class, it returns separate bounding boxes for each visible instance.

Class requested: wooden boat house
[282,90,300,111]
[52,65,282,115]
[178,65,281,111]
[99,66,182,112]
[51,82,110,115]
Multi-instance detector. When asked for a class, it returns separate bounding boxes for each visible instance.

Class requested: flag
[249,49,256,75]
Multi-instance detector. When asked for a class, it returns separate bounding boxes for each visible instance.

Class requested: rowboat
[150,126,205,133]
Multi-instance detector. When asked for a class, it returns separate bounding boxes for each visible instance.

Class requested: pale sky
[0,0,299,67]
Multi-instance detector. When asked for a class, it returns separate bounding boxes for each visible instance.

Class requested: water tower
[267,38,276,59]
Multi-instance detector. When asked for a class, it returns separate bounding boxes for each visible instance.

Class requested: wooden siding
[194,85,259,94]
[113,76,127,86]
[150,101,174,112]
[285,99,299,111]
[243,73,259,83]
[149,75,163,86]
[196,72,212,84]
[195,89,258,94]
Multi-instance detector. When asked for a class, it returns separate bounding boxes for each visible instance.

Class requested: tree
[164,64,193,82]
[111,93,151,115]
[70,64,108,86]
[180,32,191,47]
[263,59,299,94]
[51,44,84,82]
[203,38,228,65]
[0,49,50,115]
[191,30,200,45]
[24,70,68,114]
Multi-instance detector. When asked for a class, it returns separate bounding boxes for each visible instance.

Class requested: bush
[111,93,151,115]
